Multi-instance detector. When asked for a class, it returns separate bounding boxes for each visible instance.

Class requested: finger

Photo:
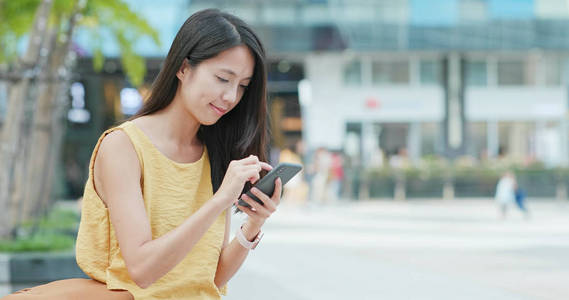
[249,176,260,185]
[236,203,257,217]
[272,177,282,205]
[260,162,273,171]
[241,195,260,212]
[245,172,260,185]
[250,187,276,213]
[241,194,271,218]
[240,155,259,165]
[239,163,262,174]
[241,165,261,184]
[236,204,265,224]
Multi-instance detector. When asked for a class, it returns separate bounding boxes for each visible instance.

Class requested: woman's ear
[176,58,192,81]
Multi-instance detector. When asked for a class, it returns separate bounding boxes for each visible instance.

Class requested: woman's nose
[222,85,239,104]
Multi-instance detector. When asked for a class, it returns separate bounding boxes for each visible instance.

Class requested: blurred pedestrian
[279,141,308,205]
[389,147,410,169]
[495,171,516,219]
[310,147,332,205]
[327,151,344,202]
[515,185,530,220]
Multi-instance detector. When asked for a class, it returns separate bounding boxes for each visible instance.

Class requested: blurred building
[186,0,569,168]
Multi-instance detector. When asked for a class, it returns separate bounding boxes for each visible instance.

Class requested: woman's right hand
[214,155,272,207]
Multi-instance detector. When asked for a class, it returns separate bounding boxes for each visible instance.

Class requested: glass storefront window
[421,122,441,156]
[562,58,569,86]
[420,60,442,86]
[544,56,561,86]
[497,60,525,85]
[499,121,537,163]
[372,60,410,85]
[378,123,409,156]
[344,60,362,85]
[467,122,487,160]
[465,61,487,86]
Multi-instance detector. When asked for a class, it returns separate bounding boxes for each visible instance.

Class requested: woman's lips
[209,104,227,116]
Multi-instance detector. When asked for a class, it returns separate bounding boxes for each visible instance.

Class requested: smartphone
[237,162,303,208]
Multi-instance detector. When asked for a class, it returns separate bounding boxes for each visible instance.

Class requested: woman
[495,171,516,219]
[84,8,281,299]
[0,9,280,300]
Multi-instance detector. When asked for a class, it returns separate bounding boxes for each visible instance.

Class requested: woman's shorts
[1,278,133,300]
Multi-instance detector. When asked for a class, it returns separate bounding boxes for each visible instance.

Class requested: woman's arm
[213,179,282,288]
[94,131,227,288]
[94,131,270,289]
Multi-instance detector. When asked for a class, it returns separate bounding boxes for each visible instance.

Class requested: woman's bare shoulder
[94,129,141,203]
[97,130,138,162]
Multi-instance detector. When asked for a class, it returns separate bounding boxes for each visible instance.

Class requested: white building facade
[300,50,569,167]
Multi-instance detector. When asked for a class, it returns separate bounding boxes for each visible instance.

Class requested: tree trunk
[20,27,60,223]
[0,0,53,239]
[22,0,84,222]
[40,72,75,217]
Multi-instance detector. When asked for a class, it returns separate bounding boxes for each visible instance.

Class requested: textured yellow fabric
[76,121,227,300]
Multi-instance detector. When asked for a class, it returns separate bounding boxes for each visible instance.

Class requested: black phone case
[237,162,302,208]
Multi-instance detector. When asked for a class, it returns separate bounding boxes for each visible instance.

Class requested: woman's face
[176,45,255,125]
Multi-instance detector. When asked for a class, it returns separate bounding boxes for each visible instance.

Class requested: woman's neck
[145,98,201,148]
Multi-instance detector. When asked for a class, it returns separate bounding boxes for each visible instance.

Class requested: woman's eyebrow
[219,68,252,80]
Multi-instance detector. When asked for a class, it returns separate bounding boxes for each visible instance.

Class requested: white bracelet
[236,225,263,250]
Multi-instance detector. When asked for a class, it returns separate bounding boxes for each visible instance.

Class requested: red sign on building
[365,97,380,109]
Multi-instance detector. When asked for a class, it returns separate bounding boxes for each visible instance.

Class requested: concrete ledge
[0,254,10,297]
[0,251,87,296]
[0,254,9,283]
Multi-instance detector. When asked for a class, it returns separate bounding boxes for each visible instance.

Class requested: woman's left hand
[237,177,282,233]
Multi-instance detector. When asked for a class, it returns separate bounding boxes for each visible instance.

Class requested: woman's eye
[216,76,229,83]
[239,84,249,90]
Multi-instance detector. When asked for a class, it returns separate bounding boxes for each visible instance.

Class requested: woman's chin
[199,116,221,126]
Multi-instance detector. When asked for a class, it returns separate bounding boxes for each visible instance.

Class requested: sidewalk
[226,199,569,300]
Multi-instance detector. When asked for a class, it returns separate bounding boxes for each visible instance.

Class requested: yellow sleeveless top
[76,121,227,299]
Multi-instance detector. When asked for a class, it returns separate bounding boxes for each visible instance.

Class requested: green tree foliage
[0,0,39,63]
[80,0,161,86]
[0,0,160,86]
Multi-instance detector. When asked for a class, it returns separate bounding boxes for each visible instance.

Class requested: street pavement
[225,199,569,300]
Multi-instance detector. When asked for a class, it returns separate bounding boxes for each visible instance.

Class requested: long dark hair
[131,9,269,194]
